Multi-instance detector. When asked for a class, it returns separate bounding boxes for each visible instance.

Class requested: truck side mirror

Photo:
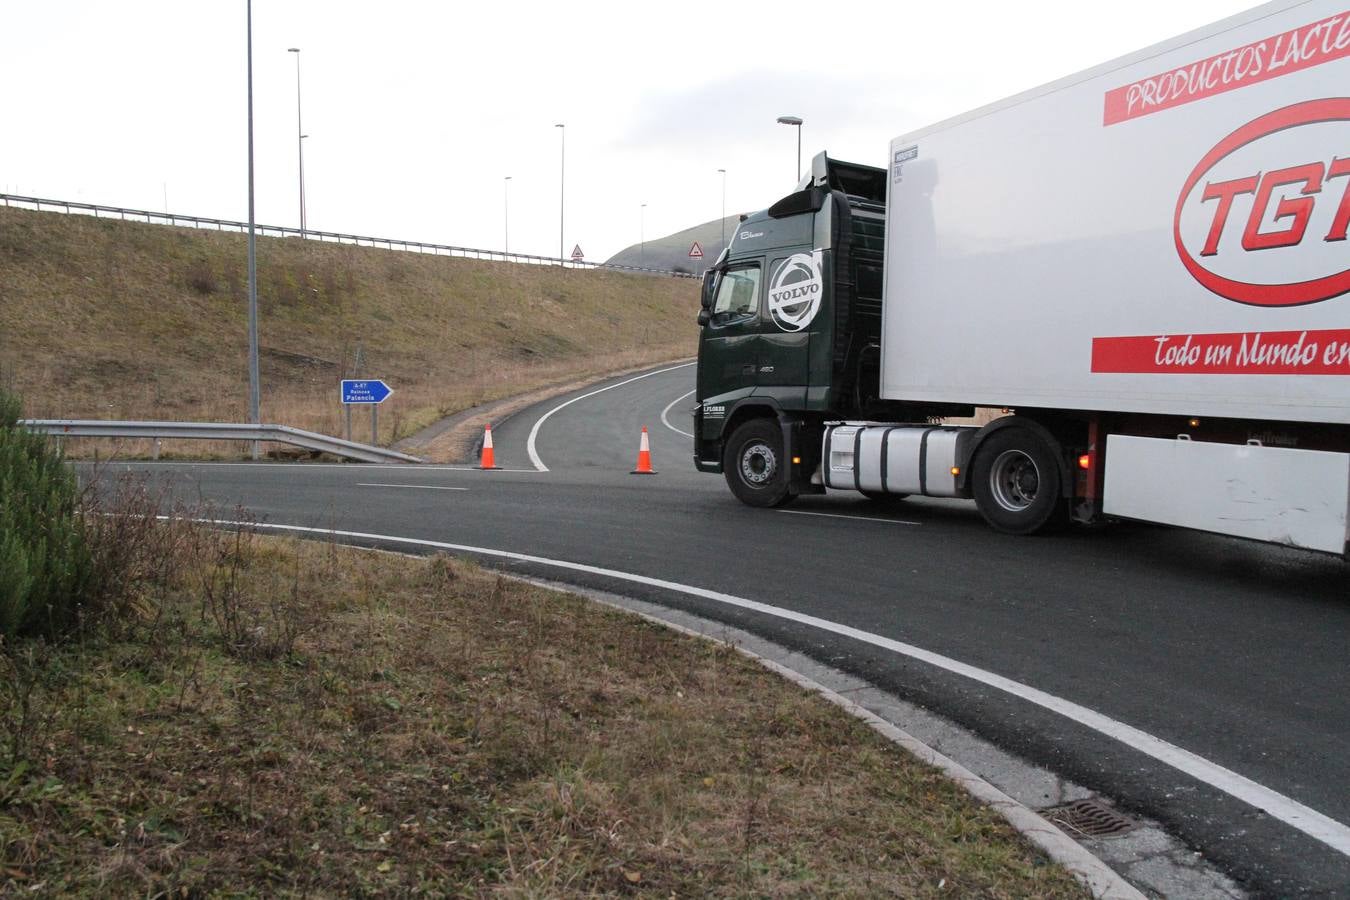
[697,309,712,327]
[701,269,717,309]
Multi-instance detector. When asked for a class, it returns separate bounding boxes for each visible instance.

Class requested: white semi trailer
[693,0,1350,554]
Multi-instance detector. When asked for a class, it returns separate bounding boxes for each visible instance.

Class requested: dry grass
[0,207,699,457]
[0,529,1089,897]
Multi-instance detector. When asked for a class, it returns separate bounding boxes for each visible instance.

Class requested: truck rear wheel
[723,419,794,508]
[972,428,1065,535]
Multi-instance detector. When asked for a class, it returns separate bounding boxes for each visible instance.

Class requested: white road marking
[526,362,695,472]
[660,389,696,439]
[356,483,468,491]
[188,517,1350,858]
[780,509,920,526]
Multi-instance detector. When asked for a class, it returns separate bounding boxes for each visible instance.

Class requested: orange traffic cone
[631,425,657,475]
[477,423,500,470]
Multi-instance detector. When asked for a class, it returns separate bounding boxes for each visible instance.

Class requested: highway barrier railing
[22,420,423,465]
[0,193,699,279]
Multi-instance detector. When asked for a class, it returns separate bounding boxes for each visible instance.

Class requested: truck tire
[971,427,1065,535]
[723,419,794,508]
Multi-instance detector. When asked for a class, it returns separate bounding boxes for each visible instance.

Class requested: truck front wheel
[971,428,1065,535]
[723,419,794,508]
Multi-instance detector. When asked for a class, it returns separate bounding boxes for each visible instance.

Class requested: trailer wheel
[972,428,1065,535]
[723,419,793,508]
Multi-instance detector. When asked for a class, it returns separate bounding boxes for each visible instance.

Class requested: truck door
[757,250,819,406]
[696,260,764,402]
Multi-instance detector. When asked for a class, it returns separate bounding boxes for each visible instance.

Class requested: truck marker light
[1078,454,1092,470]
[950,466,960,476]
[792,456,802,465]
[1189,418,1201,428]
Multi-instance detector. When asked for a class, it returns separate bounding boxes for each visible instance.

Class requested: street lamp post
[246,1,260,458]
[503,175,511,255]
[287,48,306,235]
[776,115,803,183]
[555,123,565,264]
[640,202,647,266]
[717,168,727,249]
[300,133,309,228]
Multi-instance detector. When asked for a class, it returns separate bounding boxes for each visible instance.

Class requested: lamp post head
[555,122,564,129]
[288,47,300,53]
[776,115,802,126]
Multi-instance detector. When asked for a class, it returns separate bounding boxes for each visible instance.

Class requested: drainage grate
[1041,798,1138,839]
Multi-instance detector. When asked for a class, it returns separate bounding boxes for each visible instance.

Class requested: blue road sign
[341,379,393,404]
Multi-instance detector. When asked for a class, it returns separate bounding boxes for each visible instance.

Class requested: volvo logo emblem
[767,252,824,332]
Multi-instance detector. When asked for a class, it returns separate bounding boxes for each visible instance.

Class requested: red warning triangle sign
[688,241,704,259]
[571,244,584,260]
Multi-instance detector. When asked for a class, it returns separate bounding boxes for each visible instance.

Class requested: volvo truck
[693,0,1350,554]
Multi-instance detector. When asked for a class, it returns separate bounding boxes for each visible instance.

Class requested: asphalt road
[91,362,1350,897]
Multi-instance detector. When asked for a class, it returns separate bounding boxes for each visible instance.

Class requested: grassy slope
[0,207,698,449]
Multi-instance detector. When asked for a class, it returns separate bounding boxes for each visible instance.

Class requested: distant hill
[606,215,741,275]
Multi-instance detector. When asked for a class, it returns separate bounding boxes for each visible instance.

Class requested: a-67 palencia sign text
[340,379,393,404]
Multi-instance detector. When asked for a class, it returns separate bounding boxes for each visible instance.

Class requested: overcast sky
[2,0,1261,263]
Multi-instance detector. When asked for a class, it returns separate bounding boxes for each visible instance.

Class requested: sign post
[341,379,393,444]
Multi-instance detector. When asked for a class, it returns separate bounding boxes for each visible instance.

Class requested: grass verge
[0,516,1088,896]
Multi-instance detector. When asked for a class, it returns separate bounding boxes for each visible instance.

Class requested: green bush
[0,388,91,638]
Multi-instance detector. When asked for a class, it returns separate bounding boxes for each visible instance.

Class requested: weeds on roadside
[1,441,315,775]
[0,640,51,771]
[75,473,196,639]
[196,514,313,661]
[1,382,203,643]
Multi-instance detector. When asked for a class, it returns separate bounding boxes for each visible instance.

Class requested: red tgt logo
[1175,99,1350,307]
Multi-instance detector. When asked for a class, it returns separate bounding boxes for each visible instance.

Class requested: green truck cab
[693,153,967,507]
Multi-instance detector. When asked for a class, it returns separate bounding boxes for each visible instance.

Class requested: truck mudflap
[823,423,974,497]
[781,414,824,496]
[693,403,721,473]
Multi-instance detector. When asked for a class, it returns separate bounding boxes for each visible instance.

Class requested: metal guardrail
[22,420,423,464]
[0,193,700,279]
